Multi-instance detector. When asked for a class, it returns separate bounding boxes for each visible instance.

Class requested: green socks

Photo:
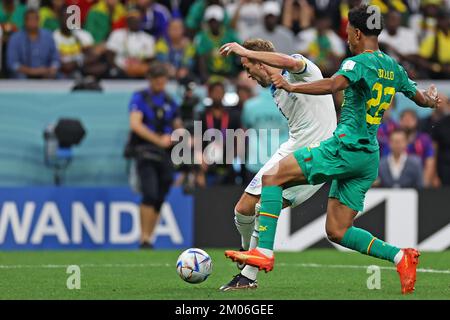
[258,186,283,250]
[341,226,400,263]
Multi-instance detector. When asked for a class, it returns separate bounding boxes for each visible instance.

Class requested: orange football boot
[224,248,274,272]
[396,248,420,294]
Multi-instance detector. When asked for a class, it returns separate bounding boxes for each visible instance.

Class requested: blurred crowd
[1,0,450,190]
[1,0,449,80]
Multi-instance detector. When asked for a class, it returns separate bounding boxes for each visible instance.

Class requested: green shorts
[293,135,379,212]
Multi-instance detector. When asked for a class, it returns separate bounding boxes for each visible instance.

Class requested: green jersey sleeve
[396,64,417,99]
[335,58,364,85]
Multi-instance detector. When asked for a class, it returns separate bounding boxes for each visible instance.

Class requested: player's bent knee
[261,173,279,187]
[325,225,348,243]
[234,202,254,216]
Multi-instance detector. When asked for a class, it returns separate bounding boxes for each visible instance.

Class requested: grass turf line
[0,249,449,300]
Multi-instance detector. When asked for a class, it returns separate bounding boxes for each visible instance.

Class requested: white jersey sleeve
[287,54,324,83]
[270,55,337,149]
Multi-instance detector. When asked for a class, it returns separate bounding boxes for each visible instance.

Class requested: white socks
[234,210,255,250]
[394,250,404,265]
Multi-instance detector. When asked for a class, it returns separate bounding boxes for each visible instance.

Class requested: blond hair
[242,38,275,52]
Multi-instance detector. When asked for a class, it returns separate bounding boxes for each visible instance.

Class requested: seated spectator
[136,0,171,39]
[377,108,399,157]
[53,8,108,78]
[194,5,240,82]
[409,0,441,42]
[431,95,450,186]
[297,12,345,77]
[6,9,60,79]
[197,80,241,185]
[84,0,126,44]
[281,0,314,36]
[379,10,419,77]
[185,0,230,36]
[227,0,263,41]
[0,0,26,40]
[247,1,295,54]
[418,9,450,79]
[155,18,195,82]
[241,86,289,184]
[370,0,409,15]
[106,8,155,78]
[40,0,65,31]
[398,109,435,187]
[377,129,423,189]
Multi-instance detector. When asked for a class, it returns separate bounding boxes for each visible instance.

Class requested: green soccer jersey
[334,50,417,152]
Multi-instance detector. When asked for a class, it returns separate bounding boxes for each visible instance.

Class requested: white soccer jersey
[244,54,337,207]
[270,54,337,150]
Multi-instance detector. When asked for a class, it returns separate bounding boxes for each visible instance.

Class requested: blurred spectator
[377,129,423,188]
[309,0,341,31]
[84,0,126,44]
[297,12,345,77]
[40,0,65,31]
[241,87,289,184]
[197,80,241,185]
[337,0,362,40]
[281,0,314,36]
[409,0,441,41]
[136,0,171,39]
[431,95,450,186]
[65,0,95,25]
[126,63,182,249]
[379,10,419,77]
[398,109,436,187]
[106,8,155,78]
[155,18,195,82]
[419,93,449,135]
[185,0,230,36]
[247,1,295,54]
[370,0,409,15]
[227,0,263,41]
[6,9,60,79]
[194,5,240,82]
[418,10,450,79]
[0,0,26,40]
[53,8,107,78]
[378,108,399,156]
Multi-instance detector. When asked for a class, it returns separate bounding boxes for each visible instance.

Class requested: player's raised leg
[326,197,420,294]
[225,154,307,272]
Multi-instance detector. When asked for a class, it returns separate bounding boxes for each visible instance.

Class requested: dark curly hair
[348,4,384,36]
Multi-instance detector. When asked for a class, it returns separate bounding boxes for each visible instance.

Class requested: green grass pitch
[0,249,449,300]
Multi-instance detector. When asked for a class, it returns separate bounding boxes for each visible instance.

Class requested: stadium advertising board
[0,187,193,249]
[194,186,450,251]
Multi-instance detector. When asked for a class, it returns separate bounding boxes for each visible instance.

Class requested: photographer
[126,62,182,249]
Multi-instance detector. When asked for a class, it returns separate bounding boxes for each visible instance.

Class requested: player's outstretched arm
[412,84,442,109]
[271,73,349,95]
[219,42,305,73]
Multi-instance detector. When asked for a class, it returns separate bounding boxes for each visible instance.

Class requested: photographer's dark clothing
[127,88,179,209]
[136,156,174,211]
[129,89,179,134]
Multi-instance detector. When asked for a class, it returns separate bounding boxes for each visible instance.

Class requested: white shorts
[244,140,324,208]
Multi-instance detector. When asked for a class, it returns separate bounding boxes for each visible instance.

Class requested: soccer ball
[176,248,212,284]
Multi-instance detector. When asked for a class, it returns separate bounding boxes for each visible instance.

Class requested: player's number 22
[366,82,396,125]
